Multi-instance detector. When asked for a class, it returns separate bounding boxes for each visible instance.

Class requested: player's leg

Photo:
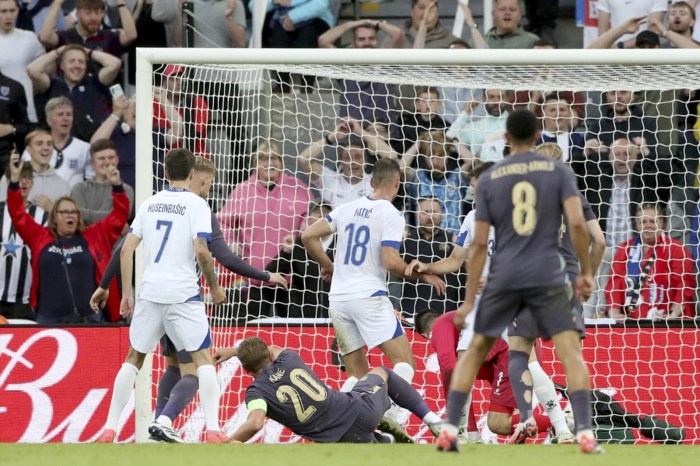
[373,367,442,434]
[377,334,416,382]
[329,298,369,390]
[438,288,520,452]
[154,355,181,421]
[98,300,163,442]
[527,286,602,453]
[166,301,224,443]
[455,308,481,443]
[528,342,574,443]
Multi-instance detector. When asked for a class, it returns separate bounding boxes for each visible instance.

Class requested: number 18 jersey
[130,188,212,303]
[326,196,405,301]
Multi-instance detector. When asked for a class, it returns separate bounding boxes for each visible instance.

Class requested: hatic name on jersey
[354,207,373,219]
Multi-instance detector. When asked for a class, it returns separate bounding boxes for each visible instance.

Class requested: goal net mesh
[147,60,700,444]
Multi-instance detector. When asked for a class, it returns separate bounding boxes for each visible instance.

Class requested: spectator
[0,129,70,208]
[399,196,462,316]
[524,0,558,44]
[536,93,585,162]
[649,1,700,48]
[606,204,696,320]
[6,149,128,323]
[447,88,511,165]
[298,120,373,208]
[597,0,667,43]
[39,0,136,58]
[263,201,334,318]
[319,18,403,125]
[32,97,94,188]
[15,0,68,33]
[27,44,120,139]
[392,86,448,155]
[0,160,47,320]
[0,0,46,124]
[90,94,134,188]
[485,0,540,49]
[257,0,334,91]
[401,130,468,238]
[0,72,30,174]
[217,141,313,317]
[403,0,459,49]
[71,138,133,224]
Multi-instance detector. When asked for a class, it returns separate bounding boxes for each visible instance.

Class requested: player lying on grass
[90,157,288,443]
[214,336,444,443]
[414,309,573,444]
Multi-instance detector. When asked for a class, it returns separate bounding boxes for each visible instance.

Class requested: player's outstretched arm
[301,219,334,280]
[194,237,227,305]
[406,245,469,276]
[119,233,142,318]
[229,408,266,443]
[384,247,446,294]
[213,347,237,365]
[563,196,593,301]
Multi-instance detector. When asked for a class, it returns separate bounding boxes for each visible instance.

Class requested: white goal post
[132,48,700,444]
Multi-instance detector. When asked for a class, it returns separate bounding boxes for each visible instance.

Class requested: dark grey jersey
[475,152,580,290]
[560,194,596,277]
[244,350,360,443]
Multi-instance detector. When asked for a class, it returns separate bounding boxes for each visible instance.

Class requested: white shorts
[329,295,403,355]
[456,295,508,352]
[129,299,211,354]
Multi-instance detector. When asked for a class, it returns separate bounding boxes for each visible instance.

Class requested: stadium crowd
[0,0,699,325]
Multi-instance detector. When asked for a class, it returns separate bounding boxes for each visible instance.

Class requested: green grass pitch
[0,444,696,466]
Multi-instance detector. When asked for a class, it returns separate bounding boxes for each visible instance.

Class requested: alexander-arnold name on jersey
[147,203,187,215]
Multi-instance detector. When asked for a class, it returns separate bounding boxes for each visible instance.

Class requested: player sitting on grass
[90,157,288,443]
[214,336,444,443]
[414,309,573,443]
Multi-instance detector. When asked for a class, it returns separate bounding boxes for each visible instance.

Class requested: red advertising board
[0,325,698,443]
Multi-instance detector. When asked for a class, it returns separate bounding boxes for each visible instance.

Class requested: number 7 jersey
[325,196,405,301]
[129,188,213,303]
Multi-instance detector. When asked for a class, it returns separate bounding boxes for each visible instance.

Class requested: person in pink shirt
[217,141,313,317]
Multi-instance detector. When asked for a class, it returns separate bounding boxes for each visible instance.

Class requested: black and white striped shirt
[0,203,47,304]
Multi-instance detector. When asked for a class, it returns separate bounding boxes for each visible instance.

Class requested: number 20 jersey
[326,196,405,301]
[130,188,212,303]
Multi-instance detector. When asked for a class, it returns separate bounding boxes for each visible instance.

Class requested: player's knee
[179,362,197,377]
[370,367,390,383]
[125,347,146,368]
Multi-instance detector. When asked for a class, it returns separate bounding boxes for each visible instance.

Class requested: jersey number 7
[154,220,173,263]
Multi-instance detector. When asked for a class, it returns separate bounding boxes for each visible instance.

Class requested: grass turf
[0,444,697,466]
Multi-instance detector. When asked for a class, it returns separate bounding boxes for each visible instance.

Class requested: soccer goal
[134,48,700,444]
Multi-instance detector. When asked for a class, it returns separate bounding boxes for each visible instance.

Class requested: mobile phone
[109,84,125,98]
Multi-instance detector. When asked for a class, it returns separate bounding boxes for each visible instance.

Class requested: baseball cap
[635,30,660,48]
[162,64,185,77]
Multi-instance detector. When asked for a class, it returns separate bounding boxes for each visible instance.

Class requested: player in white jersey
[96,149,228,444]
[302,159,445,426]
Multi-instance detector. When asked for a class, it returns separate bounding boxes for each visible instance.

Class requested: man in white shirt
[96,148,228,443]
[597,0,667,42]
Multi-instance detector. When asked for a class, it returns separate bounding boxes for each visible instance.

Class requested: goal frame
[132,47,700,442]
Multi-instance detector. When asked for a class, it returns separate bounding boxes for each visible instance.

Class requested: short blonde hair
[194,156,216,176]
[534,142,563,161]
[25,129,51,147]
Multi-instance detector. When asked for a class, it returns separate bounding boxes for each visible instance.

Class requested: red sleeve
[7,184,48,251]
[90,188,130,240]
[429,312,459,397]
[192,97,209,157]
[606,242,630,313]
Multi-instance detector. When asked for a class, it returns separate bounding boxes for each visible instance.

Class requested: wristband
[324,133,334,145]
[110,114,121,122]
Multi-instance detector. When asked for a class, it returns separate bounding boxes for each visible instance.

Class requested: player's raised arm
[301,218,335,281]
[563,196,593,301]
[194,237,227,305]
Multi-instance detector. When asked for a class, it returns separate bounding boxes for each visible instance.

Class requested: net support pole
[133,48,156,444]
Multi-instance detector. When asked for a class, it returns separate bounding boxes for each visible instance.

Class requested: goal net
[135,48,700,444]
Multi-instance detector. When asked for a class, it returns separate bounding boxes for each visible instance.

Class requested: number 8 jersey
[129,188,212,303]
[325,196,405,301]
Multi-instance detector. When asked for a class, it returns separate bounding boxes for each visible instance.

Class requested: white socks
[339,376,358,393]
[423,412,442,424]
[104,363,139,431]
[197,365,220,431]
[529,361,570,435]
[393,362,415,384]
